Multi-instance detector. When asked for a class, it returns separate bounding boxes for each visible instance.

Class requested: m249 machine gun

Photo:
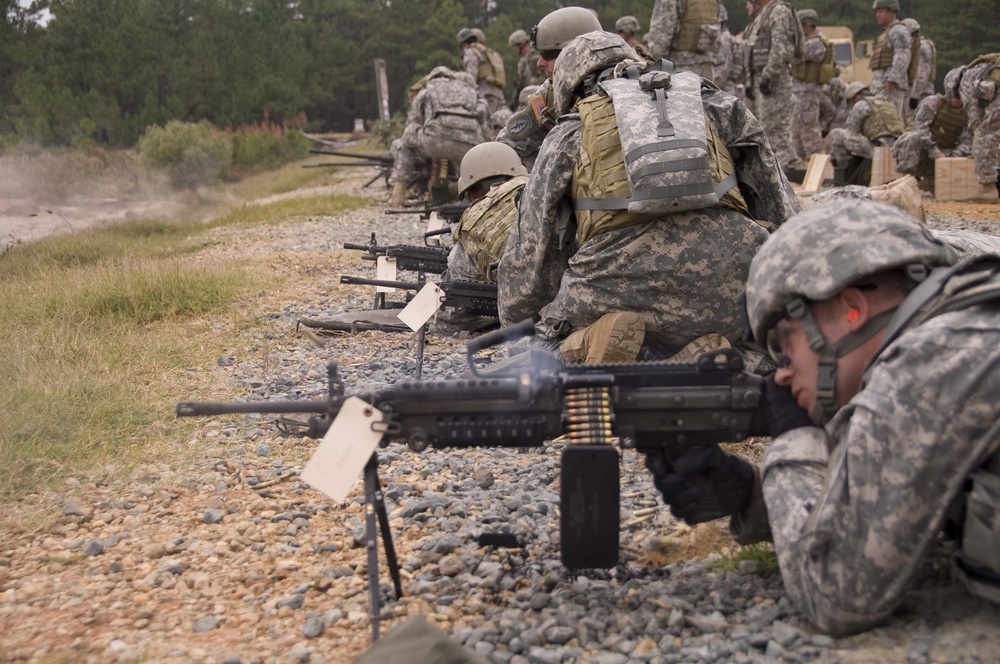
[176,320,766,640]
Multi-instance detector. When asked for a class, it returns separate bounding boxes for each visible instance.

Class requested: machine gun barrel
[177,398,333,417]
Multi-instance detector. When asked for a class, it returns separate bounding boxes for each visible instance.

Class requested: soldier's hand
[763,375,814,437]
[909,97,919,110]
[758,79,772,96]
[645,447,755,525]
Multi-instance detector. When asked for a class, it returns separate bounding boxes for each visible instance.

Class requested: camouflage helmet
[471,28,486,43]
[944,67,965,99]
[901,17,920,33]
[872,0,900,12]
[532,6,602,51]
[553,31,640,115]
[456,28,476,45]
[614,15,640,35]
[718,5,729,23]
[518,85,539,108]
[844,81,869,100]
[744,200,957,346]
[458,142,528,195]
[797,9,819,26]
[508,29,529,47]
[490,107,513,130]
[453,71,476,87]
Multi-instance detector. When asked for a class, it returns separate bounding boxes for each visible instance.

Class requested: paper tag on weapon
[301,396,384,502]
[375,256,397,293]
[397,281,443,331]
[425,212,446,246]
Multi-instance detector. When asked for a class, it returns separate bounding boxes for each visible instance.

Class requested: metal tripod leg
[363,454,403,641]
[415,324,426,380]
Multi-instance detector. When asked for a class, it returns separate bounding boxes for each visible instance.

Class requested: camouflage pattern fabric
[432,244,488,337]
[514,51,546,99]
[713,29,740,95]
[463,46,506,115]
[745,0,799,169]
[910,38,937,102]
[792,33,832,163]
[893,95,973,179]
[958,59,1000,185]
[822,77,849,138]
[498,84,800,350]
[648,0,718,80]
[829,98,878,161]
[871,21,912,119]
[496,79,556,171]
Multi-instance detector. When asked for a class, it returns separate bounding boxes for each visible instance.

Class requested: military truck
[821,26,873,86]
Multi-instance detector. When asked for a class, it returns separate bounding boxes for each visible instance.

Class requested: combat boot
[388,180,407,207]
[558,312,645,364]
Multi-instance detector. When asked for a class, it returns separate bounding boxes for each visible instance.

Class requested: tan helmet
[471,28,486,43]
[508,29,529,48]
[797,9,819,26]
[552,31,639,115]
[458,142,528,195]
[872,0,900,11]
[456,28,476,45]
[531,6,602,51]
[944,67,965,99]
[844,81,869,101]
[901,17,920,33]
[614,16,640,35]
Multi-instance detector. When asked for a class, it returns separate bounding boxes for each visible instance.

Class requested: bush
[231,125,309,172]
[370,113,406,148]
[137,120,233,190]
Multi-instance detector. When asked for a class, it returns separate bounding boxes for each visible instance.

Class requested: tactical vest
[930,97,968,151]
[456,174,527,278]
[866,255,1000,606]
[871,23,920,83]
[572,70,748,246]
[674,0,720,53]
[861,96,906,140]
[748,0,802,72]
[471,43,506,89]
[967,53,1000,83]
[792,34,834,84]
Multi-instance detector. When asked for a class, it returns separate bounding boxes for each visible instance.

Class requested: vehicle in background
[821,26,873,86]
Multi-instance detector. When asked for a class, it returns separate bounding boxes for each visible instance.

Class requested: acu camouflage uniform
[893,95,971,180]
[498,72,801,351]
[870,19,912,119]
[910,37,937,105]
[391,72,488,187]
[434,175,528,336]
[792,29,834,164]
[496,79,556,172]
[735,203,1000,635]
[514,50,546,101]
[713,26,739,96]
[463,42,507,115]
[958,53,1000,185]
[829,94,905,161]
[648,0,722,81]
[745,0,802,169]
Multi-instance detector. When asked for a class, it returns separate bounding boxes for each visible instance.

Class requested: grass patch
[208,193,370,228]
[711,542,780,574]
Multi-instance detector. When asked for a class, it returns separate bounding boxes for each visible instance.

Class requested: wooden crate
[869,146,898,187]
[934,157,998,201]
[799,153,831,195]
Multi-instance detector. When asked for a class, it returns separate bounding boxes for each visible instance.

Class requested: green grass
[711,542,780,574]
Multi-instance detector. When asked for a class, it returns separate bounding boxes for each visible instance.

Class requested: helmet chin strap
[785,298,897,423]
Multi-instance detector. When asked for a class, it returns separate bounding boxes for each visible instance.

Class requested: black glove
[745,85,756,101]
[758,79,772,96]
[909,97,919,110]
[645,447,756,525]
[763,375,814,438]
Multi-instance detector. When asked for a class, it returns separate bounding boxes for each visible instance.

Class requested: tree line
[1,0,997,148]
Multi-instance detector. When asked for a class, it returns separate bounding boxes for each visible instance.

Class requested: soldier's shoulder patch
[508,117,530,137]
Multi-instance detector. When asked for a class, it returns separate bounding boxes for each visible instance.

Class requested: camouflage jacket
[497,82,800,347]
[913,95,972,156]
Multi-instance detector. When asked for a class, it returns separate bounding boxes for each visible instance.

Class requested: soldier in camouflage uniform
[388,67,489,207]
[869,0,913,120]
[791,9,833,166]
[892,68,972,186]
[958,53,1000,188]
[828,82,905,179]
[822,76,849,139]
[434,142,528,336]
[902,18,936,125]
[648,0,721,82]
[496,7,603,170]
[648,199,1000,635]
[498,32,800,359]
[508,29,545,108]
[458,28,507,115]
[744,0,802,172]
[713,6,739,96]
[615,15,653,62]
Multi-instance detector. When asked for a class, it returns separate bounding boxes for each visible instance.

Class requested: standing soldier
[457,28,507,115]
[893,68,972,190]
[869,0,913,120]
[829,82,906,185]
[745,0,803,173]
[713,6,739,96]
[648,0,722,82]
[902,18,936,121]
[957,53,1000,195]
[507,29,545,108]
[615,15,653,61]
[791,9,834,167]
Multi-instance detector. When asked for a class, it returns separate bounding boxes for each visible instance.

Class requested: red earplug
[847,309,860,324]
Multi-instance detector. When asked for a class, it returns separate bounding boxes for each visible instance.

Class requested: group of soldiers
[374,4,1000,640]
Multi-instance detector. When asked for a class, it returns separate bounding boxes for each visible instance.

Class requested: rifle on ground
[306,149,393,188]
[343,234,451,275]
[176,320,766,640]
[384,200,470,223]
[338,275,498,317]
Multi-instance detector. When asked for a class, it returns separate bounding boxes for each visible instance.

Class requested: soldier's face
[537,51,559,78]
[874,8,893,27]
[770,319,821,417]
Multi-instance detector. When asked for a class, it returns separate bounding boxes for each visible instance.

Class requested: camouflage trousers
[892,130,935,179]
[671,60,716,83]
[829,128,873,161]
[871,80,908,122]
[391,130,477,186]
[755,72,797,169]
[792,83,826,164]
[973,96,1000,184]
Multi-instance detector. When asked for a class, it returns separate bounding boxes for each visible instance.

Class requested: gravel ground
[1,171,999,664]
